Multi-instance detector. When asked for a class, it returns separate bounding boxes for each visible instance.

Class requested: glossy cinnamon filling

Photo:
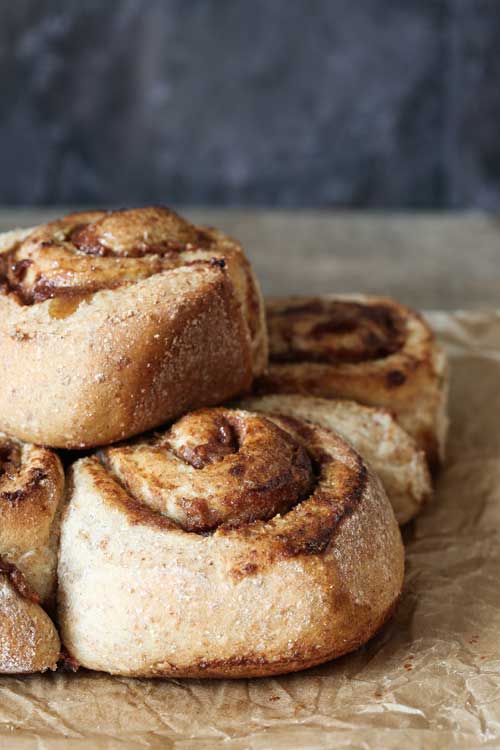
[268,300,406,364]
[1,206,216,305]
[101,409,316,533]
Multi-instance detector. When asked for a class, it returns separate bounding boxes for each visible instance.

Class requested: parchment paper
[1,310,500,750]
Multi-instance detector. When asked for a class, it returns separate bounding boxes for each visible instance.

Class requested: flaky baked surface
[0,558,60,674]
[0,433,64,605]
[0,435,62,674]
[258,294,449,470]
[58,407,404,679]
[241,394,431,525]
[0,208,267,448]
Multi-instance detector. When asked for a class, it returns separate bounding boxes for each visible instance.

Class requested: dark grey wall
[1,1,499,209]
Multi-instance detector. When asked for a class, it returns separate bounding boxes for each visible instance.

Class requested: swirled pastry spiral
[58,407,404,678]
[241,394,431,525]
[258,295,449,471]
[0,434,63,673]
[0,207,267,448]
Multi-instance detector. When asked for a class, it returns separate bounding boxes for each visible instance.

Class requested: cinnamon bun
[258,295,448,470]
[0,434,63,673]
[0,433,64,605]
[58,407,404,678]
[0,207,267,448]
[241,394,431,524]
[0,558,60,674]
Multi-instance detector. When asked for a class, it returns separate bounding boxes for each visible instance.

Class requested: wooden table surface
[1,208,499,311]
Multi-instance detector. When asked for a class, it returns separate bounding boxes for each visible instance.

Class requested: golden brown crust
[0,432,65,605]
[101,408,314,532]
[258,295,449,470]
[3,207,226,302]
[124,597,400,679]
[58,407,404,679]
[0,432,63,674]
[0,557,60,674]
[241,394,432,525]
[0,208,267,448]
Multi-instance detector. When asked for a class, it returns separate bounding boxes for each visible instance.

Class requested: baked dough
[0,433,64,605]
[241,394,431,525]
[0,207,267,448]
[0,436,62,673]
[259,295,448,470]
[58,407,404,678]
[0,558,60,674]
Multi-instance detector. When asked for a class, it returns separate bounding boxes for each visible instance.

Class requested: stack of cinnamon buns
[0,207,448,678]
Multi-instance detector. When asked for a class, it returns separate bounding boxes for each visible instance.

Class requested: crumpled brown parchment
[1,310,500,750]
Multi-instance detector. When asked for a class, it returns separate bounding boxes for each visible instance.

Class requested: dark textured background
[1,0,499,209]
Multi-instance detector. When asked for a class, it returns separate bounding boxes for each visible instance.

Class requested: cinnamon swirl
[258,295,448,470]
[0,207,267,448]
[57,407,404,678]
[0,434,63,673]
[241,394,431,524]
